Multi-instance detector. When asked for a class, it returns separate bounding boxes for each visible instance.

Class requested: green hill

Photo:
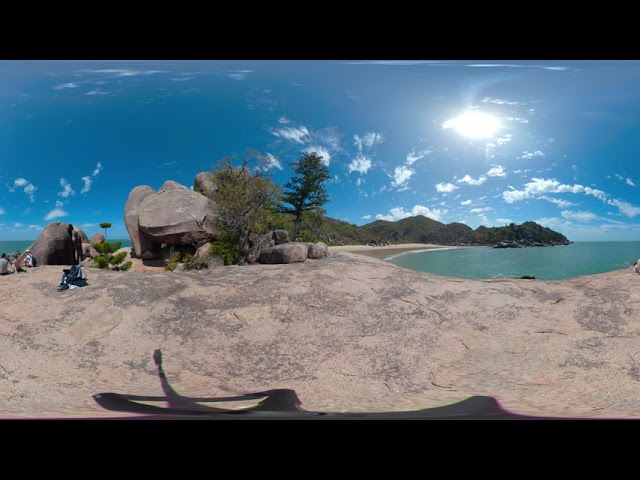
[312,216,570,248]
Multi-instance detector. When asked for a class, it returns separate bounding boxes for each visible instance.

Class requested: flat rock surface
[1,252,639,418]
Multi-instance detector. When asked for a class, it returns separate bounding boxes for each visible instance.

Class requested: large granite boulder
[159,180,188,192]
[72,226,90,245]
[193,172,217,197]
[308,242,329,259]
[91,233,105,245]
[137,188,219,246]
[123,185,156,259]
[27,222,82,265]
[258,243,308,264]
[273,230,289,245]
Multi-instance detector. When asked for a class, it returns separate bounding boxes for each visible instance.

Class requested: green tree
[280,152,330,236]
[206,151,281,264]
[93,240,132,271]
[99,222,112,240]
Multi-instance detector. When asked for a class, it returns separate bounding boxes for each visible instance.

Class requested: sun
[442,111,500,139]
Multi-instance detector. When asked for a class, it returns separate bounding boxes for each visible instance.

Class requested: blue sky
[1,60,640,241]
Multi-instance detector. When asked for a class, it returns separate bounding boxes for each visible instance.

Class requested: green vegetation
[99,222,112,240]
[314,216,570,247]
[93,240,132,271]
[204,151,281,264]
[279,152,330,238]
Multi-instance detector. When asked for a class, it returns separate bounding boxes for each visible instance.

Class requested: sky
[1,60,640,241]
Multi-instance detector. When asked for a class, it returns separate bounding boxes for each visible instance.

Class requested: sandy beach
[328,243,449,261]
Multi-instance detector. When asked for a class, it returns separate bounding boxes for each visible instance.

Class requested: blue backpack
[57,265,88,291]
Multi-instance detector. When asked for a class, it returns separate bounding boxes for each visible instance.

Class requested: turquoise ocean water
[0,239,132,256]
[386,241,640,280]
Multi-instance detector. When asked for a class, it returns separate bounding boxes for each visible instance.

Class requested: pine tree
[280,152,330,235]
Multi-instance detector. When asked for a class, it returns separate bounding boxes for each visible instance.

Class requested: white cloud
[85,89,110,96]
[53,82,79,90]
[481,97,524,106]
[502,178,606,204]
[348,154,372,174]
[584,187,607,201]
[27,224,43,230]
[80,176,92,193]
[264,153,283,170]
[508,117,529,124]
[520,150,545,159]
[615,174,624,180]
[272,126,309,144]
[0,208,4,215]
[535,217,569,228]
[470,207,493,213]
[626,178,636,187]
[58,178,75,198]
[541,196,578,209]
[354,132,383,152]
[495,218,513,224]
[44,208,69,221]
[435,182,458,193]
[13,222,24,229]
[607,199,640,218]
[55,200,63,207]
[391,165,414,188]
[303,146,331,166]
[361,215,371,220]
[356,177,364,186]
[405,149,431,166]
[561,210,597,222]
[92,162,103,177]
[278,117,290,124]
[13,178,36,202]
[376,205,445,222]
[486,165,506,177]
[457,174,487,186]
[460,199,472,205]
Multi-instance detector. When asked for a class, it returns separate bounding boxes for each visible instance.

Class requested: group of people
[0,249,34,275]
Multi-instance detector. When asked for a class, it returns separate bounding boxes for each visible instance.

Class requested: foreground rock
[2,253,640,418]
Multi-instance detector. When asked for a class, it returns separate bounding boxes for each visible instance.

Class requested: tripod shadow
[93,349,538,419]
[94,349,309,417]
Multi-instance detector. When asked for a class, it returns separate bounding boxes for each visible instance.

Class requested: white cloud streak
[457,174,487,186]
[271,126,309,144]
[57,178,75,198]
[348,154,372,174]
[44,208,69,221]
[391,166,414,188]
[376,205,445,222]
[486,165,506,177]
[81,176,92,193]
[561,210,597,222]
[435,182,458,194]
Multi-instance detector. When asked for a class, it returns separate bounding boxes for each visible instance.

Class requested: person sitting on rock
[0,253,10,275]
[635,260,640,274]
[12,253,26,273]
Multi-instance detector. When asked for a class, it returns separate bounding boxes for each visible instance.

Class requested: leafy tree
[280,152,330,236]
[206,151,281,264]
[99,222,112,240]
[93,240,132,271]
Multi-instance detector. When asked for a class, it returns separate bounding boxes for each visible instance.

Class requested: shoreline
[328,243,452,261]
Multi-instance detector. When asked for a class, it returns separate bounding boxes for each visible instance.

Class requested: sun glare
[442,111,500,139]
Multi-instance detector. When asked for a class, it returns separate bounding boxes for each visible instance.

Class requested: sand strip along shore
[328,243,451,261]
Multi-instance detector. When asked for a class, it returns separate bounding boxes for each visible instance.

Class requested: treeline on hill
[305,216,571,247]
